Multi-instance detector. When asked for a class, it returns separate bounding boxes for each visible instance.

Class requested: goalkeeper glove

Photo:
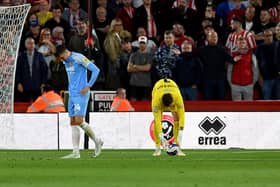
[159,132,167,150]
[178,130,183,146]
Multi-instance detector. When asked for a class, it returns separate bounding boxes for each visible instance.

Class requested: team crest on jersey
[83,57,89,62]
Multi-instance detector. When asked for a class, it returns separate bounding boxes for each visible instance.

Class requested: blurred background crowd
[1,0,280,101]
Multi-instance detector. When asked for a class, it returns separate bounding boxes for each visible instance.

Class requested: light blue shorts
[68,92,90,117]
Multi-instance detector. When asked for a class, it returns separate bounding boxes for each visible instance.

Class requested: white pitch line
[2,158,280,161]
[232,150,280,154]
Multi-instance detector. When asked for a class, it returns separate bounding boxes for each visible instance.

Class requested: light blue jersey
[63,52,100,97]
[63,52,99,117]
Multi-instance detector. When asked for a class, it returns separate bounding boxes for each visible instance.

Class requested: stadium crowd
[7,0,280,102]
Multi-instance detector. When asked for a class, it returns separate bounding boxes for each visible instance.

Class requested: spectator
[51,26,66,46]
[28,0,47,14]
[153,30,180,80]
[228,36,257,100]
[197,23,215,48]
[203,3,222,36]
[36,0,53,27]
[244,5,256,31]
[96,0,120,23]
[174,40,202,100]
[26,84,66,112]
[215,0,237,43]
[170,0,201,40]
[118,39,134,96]
[116,0,135,35]
[15,37,48,102]
[133,0,161,42]
[269,0,280,23]
[110,88,135,111]
[44,5,71,41]
[68,18,105,90]
[226,15,256,56]
[127,36,152,100]
[256,30,279,99]
[160,23,195,48]
[131,27,157,53]
[23,13,38,35]
[227,0,246,27]
[198,31,234,100]
[21,20,41,50]
[270,23,280,99]
[216,0,236,30]
[61,0,88,35]
[94,6,110,54]
[103,18,131,89]
[249,0,263,25]
[49,57,68,92]
[252,8,276,43]
[38,28,56,82]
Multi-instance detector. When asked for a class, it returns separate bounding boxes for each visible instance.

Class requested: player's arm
[86,62,100,87]
[79,55,100,87]
[175,94,185,146]
[152,98,167,148]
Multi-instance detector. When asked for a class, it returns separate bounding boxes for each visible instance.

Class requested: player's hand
[80,86,90,95]
[159,132,167,151]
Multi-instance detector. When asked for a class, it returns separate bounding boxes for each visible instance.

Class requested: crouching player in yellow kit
[152,78,186,156]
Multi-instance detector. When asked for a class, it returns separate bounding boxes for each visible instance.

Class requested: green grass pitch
[0,149,280,187]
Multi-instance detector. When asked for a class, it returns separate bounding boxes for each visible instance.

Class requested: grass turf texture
[0,150,280,187]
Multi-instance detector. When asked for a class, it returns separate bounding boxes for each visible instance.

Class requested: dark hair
[78,17,88,24]
[42,84,54,92]
[55,45,67,57]
[162,93,173,107]
[51,4,63,12]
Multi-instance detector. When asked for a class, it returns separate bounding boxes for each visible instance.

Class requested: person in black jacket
[174,40,202,100]
[198,31,234,100]
[15,37,48,102]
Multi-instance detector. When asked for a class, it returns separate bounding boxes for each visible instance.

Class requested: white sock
[71,126,80,154]
[80,122,97,144]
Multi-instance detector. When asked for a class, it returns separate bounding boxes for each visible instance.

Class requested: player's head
[162,93,173,107]
[55,45,69,62]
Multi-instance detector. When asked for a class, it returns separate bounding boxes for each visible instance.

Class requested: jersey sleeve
[175,94,185,128]
[75,53,100,87]
[86,63,100,87]
[152,97,163,133]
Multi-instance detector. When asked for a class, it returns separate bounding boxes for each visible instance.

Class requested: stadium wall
[15,101,280,112]
[6,112,280,150]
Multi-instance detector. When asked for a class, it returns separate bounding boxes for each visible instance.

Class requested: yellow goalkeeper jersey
[152,79,185,128]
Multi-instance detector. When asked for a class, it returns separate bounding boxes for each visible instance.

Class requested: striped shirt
[225,30,256,55]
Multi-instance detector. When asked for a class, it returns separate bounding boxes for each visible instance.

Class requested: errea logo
[199,116,226,135]
[198,116,226,145]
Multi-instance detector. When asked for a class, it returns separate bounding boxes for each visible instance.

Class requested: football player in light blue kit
[55,45,103,159]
